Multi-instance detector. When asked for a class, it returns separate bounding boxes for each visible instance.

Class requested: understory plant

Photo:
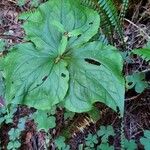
[84,125,115,150]
[7,117,26,150]
[0,0,125,115]
[0,0,150,149]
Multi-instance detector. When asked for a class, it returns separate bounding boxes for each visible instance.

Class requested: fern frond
[81,0,124,44]
[81,0,115,43]
[120,0,129,22]
[98,0,124,41]
[133,48,150,62]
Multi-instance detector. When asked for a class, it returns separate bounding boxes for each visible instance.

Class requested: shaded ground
[0,0,150,150]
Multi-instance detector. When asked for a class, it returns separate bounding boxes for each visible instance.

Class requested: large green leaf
[2,0,124,115]
[3,43,69,109]
[64,42,124,115]
[20,0,100,50]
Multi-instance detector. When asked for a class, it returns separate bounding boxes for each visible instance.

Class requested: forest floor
[0,0,150,150]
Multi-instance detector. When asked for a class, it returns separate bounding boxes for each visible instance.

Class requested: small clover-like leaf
[97,125,115,142]
[140,130,150,150]
[124,139,137,150]
[7,141,21,150]
[133,41,150,62]
[126,73,148,93]
[143,130,150,138]
[33,110,56,132]
[8,128,21,141]
[17,117,26,131]
[85,133,98,148]
[97,143,114,150]
[55,136,68,149]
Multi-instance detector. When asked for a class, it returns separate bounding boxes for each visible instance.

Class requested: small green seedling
[32,110,56,132]
[140,130,150,150]
[97,143,114,150]
[133,41,150,62]
[124,139,137,150]
[97,125,115,142]
[54,136,70,150]
[85,133,98,148]
[7,117,26,150]
[126,72,148,93]
[0,105,17,124]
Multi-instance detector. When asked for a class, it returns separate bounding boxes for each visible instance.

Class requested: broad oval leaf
[3,43,69,109]
[64,42,124,116]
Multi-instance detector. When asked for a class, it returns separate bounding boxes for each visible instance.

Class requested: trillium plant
[0,0,125,116]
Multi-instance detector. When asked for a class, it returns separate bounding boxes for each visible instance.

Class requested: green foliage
[0,105,17,124]
[81,0,124,43]
[97,125,115,142]
[64,110,75,120]
[0,72,4,98]
[7,141,21,150]
[98,0,123,40]
[126,72,148,93]
[133,41,150,62]
[32,110,56,132]
[7,117,26,150]
[17,0,40,7]
[124,139,137,150]
[85,133,98,148]
[83,125,138,150]
[78,144,84,150]
[97,143,114,150]
[140,130,150,150]
[119,0,129,21]
[8,128,21,141]
[30,0,40,7]
[54,136,70,150]
[17,0,26,6]
[84,125,115,149]
[87,107,100,122]
[2,0,124,115]
[0,39,5,51]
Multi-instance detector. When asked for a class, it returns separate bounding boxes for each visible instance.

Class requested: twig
[125,93,142,101]
[124,18,150,40]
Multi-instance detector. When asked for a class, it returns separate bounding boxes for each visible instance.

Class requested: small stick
[124,18,150,40]
[125,93,142,101]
